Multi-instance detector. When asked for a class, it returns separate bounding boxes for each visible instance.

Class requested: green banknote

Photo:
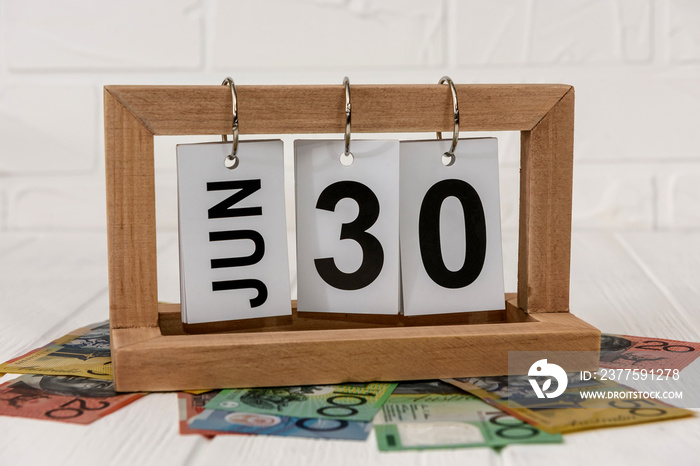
[0,321,112,380]
[389,379,467,397]
[444,375,694,434]
[206,383,397,422]
[374,385,562,451]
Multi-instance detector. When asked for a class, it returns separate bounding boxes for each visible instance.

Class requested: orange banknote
[600,334,700,371]
[0,374,143,424]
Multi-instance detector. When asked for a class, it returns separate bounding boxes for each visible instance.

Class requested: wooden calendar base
[111,294,600,392]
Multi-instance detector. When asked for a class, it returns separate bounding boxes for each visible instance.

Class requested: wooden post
[104,89,158,329]
[518,88,575,313]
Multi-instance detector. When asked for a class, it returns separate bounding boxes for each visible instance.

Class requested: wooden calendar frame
[105,83,600,392]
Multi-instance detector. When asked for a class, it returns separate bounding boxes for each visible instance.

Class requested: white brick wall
[212,0,445,69]
[3,0,203,70]
[453,0,653,65]
[1,0,699,233]
[0,84,98,173]
[656,164,700,229]
[0,191,6,229]
[573,165,655,229]
[669,0,700,62]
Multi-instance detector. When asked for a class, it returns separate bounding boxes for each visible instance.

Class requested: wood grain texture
[518,88,575,313]
[105,84,571,135]
[599,233,700,339]
[502,414,700,466]
[568,233,696,338]
[104,89,158,329]
[159,301,520,336]
[0,234,109,361]
[113,299,599,391]
[0,391,198,466]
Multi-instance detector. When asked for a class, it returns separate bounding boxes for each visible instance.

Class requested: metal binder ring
[340,76,353,166]
[436,76,459,166]
[221,77,239,169]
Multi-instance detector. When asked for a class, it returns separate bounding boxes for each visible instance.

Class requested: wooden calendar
[104,83,601,392]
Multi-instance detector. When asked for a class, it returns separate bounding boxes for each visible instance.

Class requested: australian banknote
[189,408,372,440]
[389,379,467,397]
[374,381,561,451]
[0,321,112,380]
[600,334,700,371]
[178,390,246,437]
[0,374,143,424]
[444,374,693,434]
[206,382,397,422]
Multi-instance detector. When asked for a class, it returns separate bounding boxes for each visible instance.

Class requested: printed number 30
[314,179,487,290]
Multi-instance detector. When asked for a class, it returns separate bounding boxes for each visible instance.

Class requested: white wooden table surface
[1,231,699,466]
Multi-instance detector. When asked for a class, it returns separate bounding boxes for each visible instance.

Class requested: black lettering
[207,179,262,219]
[314,181,384,290]
[209,230,265,268]
[418,179,486,289]
[212,279,268,307]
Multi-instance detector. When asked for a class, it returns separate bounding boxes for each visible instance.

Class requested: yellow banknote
[183,389,214,395]
[0,321,112,380]
[444,375,693,434]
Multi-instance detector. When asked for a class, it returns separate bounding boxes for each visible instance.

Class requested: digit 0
[418,179,486,288]
[609,400,666,417]
[315,394,367,418]
[314,181,384,290]
[486,411,538,440]
[295,418,349,432]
